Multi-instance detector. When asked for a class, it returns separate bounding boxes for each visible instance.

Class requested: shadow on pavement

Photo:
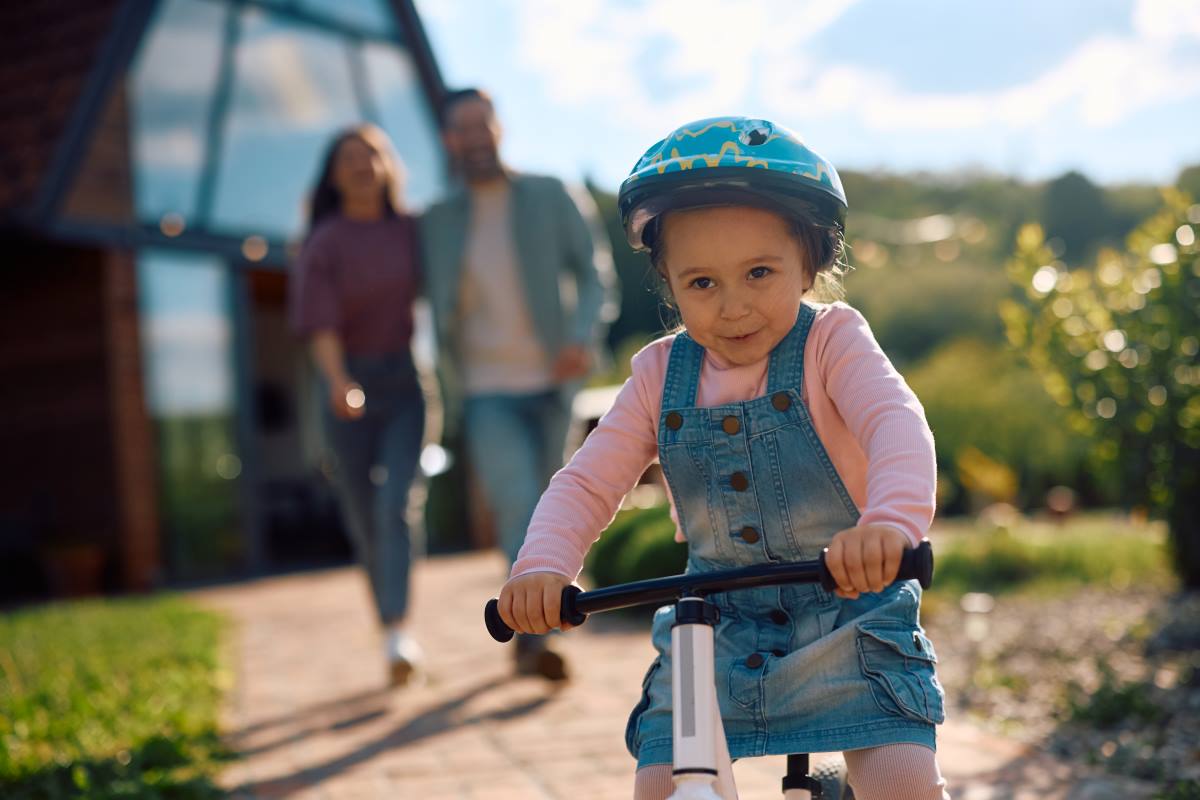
[228,674,554,797]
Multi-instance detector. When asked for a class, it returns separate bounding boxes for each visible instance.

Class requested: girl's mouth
[724,330,759,343]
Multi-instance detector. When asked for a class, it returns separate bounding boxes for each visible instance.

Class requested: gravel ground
[923,586,1200,790]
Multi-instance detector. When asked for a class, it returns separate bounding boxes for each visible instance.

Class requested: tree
[1041,170,1114,262]
[1001,191,1200,586]
[1178,164,1200,202]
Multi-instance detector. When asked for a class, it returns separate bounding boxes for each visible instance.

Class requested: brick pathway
[195,552,1156,799]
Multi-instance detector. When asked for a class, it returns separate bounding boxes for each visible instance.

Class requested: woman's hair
[306,124,404,234]
[643,207,849,305]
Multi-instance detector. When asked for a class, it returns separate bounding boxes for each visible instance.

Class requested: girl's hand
[825,525,911,599]
[497,572,575,635]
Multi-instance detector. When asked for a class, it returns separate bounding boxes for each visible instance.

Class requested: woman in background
[290,124,426,686]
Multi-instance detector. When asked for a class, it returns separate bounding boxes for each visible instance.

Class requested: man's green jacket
[419,172,618,430]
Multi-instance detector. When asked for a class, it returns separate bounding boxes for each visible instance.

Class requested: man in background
[420,88,617,680]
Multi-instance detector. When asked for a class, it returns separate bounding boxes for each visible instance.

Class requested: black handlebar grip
[484,585,591,643]
[819,538,933,593]
[484,598,514,643]
[561,585,588,626]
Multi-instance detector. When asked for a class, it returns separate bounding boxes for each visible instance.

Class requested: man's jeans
[323,353,425,625]
[463,390,572,564]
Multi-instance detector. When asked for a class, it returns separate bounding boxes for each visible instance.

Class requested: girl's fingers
[510,590,532,634]
[844,536,869,594]
[863,535,884,593]
[541,584,561,634]
[882,538,904,586]
[825,539,853,597]
[498,588,517,631]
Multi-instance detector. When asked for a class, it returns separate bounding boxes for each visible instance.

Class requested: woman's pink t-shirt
[511,302,937,580]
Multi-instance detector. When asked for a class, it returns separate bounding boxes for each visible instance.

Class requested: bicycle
[485,540,934,799]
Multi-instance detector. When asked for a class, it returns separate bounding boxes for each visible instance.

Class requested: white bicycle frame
[669,597,813,800]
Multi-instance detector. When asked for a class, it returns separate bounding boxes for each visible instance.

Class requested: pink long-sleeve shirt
[511,302,937,580]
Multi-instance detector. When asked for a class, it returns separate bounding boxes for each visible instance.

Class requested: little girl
[497,117,948,800]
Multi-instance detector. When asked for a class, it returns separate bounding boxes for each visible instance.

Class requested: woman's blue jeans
[462,390,572,565]
[322,353,425,625]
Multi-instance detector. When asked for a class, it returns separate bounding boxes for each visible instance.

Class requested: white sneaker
[385,630,423,687]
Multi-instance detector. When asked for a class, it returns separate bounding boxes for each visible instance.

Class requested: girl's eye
[690,277,714,290]
[749,265,772,279]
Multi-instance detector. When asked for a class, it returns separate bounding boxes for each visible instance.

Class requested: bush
[586,504,677,588]
[1003,193,1200,586]
[905,338,1093,511]
[1066,661,1162,728]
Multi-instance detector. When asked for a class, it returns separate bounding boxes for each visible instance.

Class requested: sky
[414,0,1200,191]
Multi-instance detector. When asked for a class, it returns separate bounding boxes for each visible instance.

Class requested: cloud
[1133,0,1200,41]
[513,0,1200,136]
[513,0,861,129]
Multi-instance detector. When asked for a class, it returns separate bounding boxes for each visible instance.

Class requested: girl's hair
[306,124,405,234]
[643,207,849,306]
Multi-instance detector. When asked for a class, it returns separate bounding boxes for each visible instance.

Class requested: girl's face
[660,206,811,366]
[332,135,386,203]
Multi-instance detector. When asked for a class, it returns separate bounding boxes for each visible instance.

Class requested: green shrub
[614,516,687,585]
[1067,660,1162,727]
[905,338,1092,511]
[1155,780,1200,800]
[587,504,675,588]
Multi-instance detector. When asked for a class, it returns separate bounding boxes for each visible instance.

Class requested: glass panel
[297,0,398,36]
[138,250,244,580]
[208,7,361,239]
[128,0,226,226]
[362,42,445,211]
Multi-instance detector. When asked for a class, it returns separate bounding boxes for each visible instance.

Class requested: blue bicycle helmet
[618,117,847,251]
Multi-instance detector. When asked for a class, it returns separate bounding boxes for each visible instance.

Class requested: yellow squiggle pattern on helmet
[657,141,768,173]
[673,120,738,140]
[798,162,831,182]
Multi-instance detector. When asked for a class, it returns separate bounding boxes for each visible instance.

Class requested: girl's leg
[633,765,674,800]
[844,743,949,800]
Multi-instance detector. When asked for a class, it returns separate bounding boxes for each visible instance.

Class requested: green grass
[0,595,232,799]
[929,514,1172,597]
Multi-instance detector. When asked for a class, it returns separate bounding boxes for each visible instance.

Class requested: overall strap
[766,303,817,393]
[661,332,706,410]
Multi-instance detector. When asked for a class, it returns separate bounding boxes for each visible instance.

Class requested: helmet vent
[740,122,771,146]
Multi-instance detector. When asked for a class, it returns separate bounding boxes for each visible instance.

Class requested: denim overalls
[626,304,945,768]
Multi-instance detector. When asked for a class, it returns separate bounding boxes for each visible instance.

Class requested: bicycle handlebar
[484,539,933,643]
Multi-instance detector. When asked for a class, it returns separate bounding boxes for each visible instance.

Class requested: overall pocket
[856,619,946,725]
[625,657,663,757]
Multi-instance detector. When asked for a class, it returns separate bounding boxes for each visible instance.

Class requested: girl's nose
[719,291,751,320]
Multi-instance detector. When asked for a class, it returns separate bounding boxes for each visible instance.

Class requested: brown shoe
[514,636,569,681]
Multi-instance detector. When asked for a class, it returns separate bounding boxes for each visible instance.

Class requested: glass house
[0,0,448,598]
